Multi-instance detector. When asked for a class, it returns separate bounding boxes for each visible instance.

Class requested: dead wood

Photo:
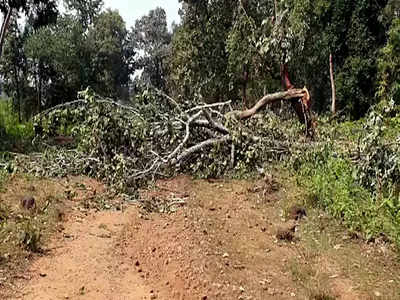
[227,88,308,120]
[280,64,314,136]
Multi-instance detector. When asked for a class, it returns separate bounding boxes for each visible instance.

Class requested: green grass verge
[296,146,400,247]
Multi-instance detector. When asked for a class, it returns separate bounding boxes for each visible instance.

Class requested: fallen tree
[21,87,315,195]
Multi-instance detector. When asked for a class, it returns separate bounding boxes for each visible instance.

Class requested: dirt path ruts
[16,209,151,300]
[4,175,399,300]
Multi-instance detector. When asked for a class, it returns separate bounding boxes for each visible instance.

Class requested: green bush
[0,99,34,150]
[19,221,42,253]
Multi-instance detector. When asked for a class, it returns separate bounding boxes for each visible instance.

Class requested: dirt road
[3,175,400,299]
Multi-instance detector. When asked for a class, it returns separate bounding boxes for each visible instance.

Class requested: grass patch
[0,175,67,279]
[310,293,336,300]
[295,143,400,247]
[288,256,337,300]
[296,198,400,299]
[276,167,400,298]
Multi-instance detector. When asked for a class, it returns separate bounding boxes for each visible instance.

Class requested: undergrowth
[294,101,400,247]
[296,147,400,245]
[0,99,34,152]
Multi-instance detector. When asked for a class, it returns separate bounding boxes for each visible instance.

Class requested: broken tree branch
[227,88,307,120]
[202,109,229,134]
[167,111,203,162]
[35,99,144,121]
[185,101,232,113]
[173,135,232,164]
[155,88,184,114]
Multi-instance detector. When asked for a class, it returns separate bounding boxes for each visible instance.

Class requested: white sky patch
[5,0,181,31]
[102,0,181,30]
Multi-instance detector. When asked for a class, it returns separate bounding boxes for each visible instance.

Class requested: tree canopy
[131,7,171,91]
[0,0,398,119]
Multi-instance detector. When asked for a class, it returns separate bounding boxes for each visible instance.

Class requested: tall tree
[0,0,58,57]
[25,15,88,108]
[0,17,29,121]
[170,0,236,102]
[286,0,389,118]
[131,7,171,91]
[226,0,280,106]
[87,9,135,99]
[171,0,393,119]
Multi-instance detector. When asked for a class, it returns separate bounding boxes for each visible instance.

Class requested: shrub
[0,99,34,151]
[19,221,42,253]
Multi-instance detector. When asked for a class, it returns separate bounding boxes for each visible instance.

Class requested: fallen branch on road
[24,87,315,194]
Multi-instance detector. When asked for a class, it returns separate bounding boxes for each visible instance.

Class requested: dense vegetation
[0,0,399,248]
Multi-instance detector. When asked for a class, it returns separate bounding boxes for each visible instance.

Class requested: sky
[102,0,181,29]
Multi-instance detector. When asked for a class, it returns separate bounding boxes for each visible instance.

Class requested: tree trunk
[281,64,307,122]
[13,64,22,122]
[280,64,314,136]
[242,64,249,109]
[280,64,294,90]
[37,62,43,113]
[330,53,336,115]
[0,9,12,58]
[228,88,308,120]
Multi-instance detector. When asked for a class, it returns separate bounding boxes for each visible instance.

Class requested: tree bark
[279,64,314,136]
[228,88,308,120]
[330,53,336,115]
[13,63,22,122]
[280,64,294,90]
[174,135,232,164]
[0,8,12,58]
[242,64,249,109]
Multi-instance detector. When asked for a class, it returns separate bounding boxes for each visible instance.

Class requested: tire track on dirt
[14,208,152,300]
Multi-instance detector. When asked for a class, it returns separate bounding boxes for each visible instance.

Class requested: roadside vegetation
[0,99,33,152]
[296,105,400,246]
[0,175,66,277]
